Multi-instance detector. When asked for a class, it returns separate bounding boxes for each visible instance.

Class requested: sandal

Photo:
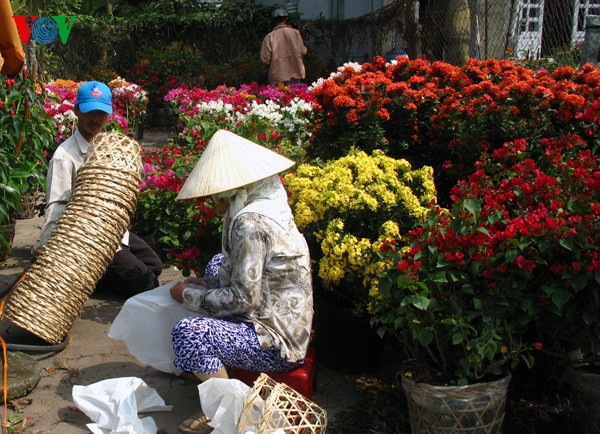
[179,411,212,434]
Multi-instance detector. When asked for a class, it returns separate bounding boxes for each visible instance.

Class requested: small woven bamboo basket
[236,373,327,434]
[5,133,142,344]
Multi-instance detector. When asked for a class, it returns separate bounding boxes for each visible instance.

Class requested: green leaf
[401,295,430,310]
[431,272,448,283]
[582,313,597,326]
[572,274,588,292]
[505,250,517,262]
[475,226,490,236]
[463,198,481,217]
[551,288,570,311]
[175,166,188,179]
[559,237,573,251]
[418,327,433,346]
[451,331,464,344]
[8,415,22,424]
[520,298,532,312]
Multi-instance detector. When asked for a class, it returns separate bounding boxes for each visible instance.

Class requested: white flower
[309,77,326,91]
[339,62,362,73]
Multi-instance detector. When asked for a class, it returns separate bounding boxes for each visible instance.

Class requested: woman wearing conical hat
[170,130,313,433]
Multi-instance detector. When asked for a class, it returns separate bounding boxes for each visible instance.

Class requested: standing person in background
[0,0,26,77]
[35,81,163,298]
[260,7,307,85]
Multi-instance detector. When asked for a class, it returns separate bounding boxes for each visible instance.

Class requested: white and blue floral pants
[171,254,300,374]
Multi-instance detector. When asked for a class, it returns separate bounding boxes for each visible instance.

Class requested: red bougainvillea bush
[308,57,600,204]
[132,143,221,276]
[372,131,600,385]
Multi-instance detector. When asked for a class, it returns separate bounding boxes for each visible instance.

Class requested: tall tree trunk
[404,0,422,59]
[444,0,470,64]
[468,0,481,59]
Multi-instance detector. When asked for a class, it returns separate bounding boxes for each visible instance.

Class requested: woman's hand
[183,276,207,286]
[170,281,188,303]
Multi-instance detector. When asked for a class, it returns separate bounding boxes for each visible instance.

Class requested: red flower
[397,261,410,272]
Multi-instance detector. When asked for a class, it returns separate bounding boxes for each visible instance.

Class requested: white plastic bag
[108,283,200,373]
[72,377,172,434]
[197,378,254,434]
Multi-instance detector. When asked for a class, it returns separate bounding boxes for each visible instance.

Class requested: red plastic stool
[229,346,317,399]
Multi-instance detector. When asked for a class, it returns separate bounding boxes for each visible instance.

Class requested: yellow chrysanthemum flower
[285,149,437,314]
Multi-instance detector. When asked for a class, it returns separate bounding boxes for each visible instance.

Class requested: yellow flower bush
[285,148,436,315]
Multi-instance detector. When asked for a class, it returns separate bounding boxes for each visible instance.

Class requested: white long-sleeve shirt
[37,129,129,248]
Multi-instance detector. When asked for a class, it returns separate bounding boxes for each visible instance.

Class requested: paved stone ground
[0,129,368,433]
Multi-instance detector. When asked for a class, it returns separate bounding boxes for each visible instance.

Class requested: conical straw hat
[177,130,295,200]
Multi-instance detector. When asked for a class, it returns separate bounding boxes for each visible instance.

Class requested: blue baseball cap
[76,81,113,114]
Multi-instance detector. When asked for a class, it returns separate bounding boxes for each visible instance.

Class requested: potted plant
[285,148,436,372]
[372,133,600,432]
[0,71,54,254]
[0,152,41,259]
[0,157,19,258]
[307,57,600,209]
[108,77,149,139]
[0,71,56,220]
[163,81,315,160]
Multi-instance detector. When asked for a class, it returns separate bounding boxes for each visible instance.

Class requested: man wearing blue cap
[36,81,163,297]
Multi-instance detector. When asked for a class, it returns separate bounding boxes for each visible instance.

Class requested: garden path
[0,128,378,433]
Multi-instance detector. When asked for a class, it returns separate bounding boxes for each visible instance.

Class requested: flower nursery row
[6,57,600,419]
[129,57,600,419]
[307,56,600,204]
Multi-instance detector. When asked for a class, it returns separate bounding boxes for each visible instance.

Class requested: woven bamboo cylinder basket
[5,133,142,344]
[564,366,600,434]
[236,373,327,434]
[401,373,511,434]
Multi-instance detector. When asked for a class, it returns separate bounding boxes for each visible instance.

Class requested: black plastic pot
[313,289,385,374]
